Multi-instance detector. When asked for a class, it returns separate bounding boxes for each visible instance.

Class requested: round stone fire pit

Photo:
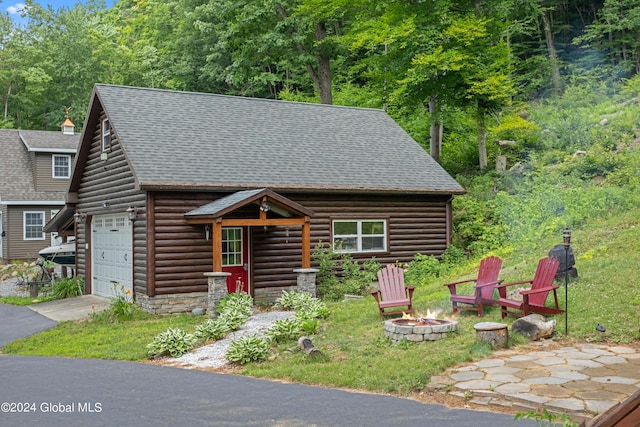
[384,317,458,344]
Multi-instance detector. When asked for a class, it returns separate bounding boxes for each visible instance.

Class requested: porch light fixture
[562,227,571,335]
[205,224,211,241]
[127,206,138,222]
[74,212,86,224]
[260,203,271,212]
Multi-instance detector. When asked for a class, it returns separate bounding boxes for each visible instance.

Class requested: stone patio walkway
[427,341,640,422]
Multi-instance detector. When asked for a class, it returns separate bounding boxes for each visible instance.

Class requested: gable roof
[0,129,79,203]
[75,84,464,195]
[185,188,314,219]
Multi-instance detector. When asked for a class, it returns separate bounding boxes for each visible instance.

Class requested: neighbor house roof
[0,129,79,203]
[20,130,78,153]
[76,84,464,195]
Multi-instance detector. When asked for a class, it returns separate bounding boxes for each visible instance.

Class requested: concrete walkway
[27,295,110,322]
[427,340,640,422]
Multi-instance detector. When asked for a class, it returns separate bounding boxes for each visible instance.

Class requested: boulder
[511,314,556,341]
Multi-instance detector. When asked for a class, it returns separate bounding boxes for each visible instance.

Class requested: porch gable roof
[184,188,314,222]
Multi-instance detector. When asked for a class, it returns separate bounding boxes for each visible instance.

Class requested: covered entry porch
[184,188,316,305]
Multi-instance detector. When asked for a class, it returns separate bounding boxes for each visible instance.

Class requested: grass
[3,310,201,360]
[2,209,639,396]
[0,295,57,306]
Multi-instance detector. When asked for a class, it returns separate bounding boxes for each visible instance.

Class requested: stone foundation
[136,292,208,315]
[253,285,297,305]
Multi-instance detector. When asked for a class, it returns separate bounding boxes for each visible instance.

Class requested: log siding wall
[75,112,146,293]
[150,191,451,296]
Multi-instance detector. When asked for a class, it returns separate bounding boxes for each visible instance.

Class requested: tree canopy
[2,0,637,172]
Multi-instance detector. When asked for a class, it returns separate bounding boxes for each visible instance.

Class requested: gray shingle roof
[95,84,464,194]
[20,130,79,152]
[186,189,267,217]
[0,130,79,202]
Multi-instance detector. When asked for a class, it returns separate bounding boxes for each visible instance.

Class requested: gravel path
[166,310,296,370]
[0,278,30,297]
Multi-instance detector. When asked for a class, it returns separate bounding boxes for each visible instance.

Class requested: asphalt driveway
[0,303,534,426]
[0,356,535,427]
[0,305,57,346]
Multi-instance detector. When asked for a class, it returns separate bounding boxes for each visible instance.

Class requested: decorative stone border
[384,319,458,344]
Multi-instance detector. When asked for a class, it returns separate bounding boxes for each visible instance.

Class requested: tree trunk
[314,23,332,105]
[276,6,332,105]
[428,96,442,162]
[477,103,487,170]
[542,10,563,95]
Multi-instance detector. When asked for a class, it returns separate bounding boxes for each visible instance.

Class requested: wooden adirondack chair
[496,257,564,319]
[372,265,415,320]
[444,256,503,317]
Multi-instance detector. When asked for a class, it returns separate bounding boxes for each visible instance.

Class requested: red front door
[221,227,249,293]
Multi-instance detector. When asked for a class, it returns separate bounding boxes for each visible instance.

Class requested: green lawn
[2,214,639,396]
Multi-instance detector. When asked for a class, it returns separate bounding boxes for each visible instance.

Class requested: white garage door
[92,214,133,298]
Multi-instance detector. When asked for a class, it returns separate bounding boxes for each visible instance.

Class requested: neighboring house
[54,84,465,313]
[0,125,79,264]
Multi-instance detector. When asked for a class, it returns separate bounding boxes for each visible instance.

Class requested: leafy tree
[192,0,347,103]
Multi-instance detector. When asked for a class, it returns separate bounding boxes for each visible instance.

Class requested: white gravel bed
[167,310,295,370]
[0,278,30,297]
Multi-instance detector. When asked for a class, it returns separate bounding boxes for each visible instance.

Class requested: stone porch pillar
[204,272,230,317]
[293,268,319,297]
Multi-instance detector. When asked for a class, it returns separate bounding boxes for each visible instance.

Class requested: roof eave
[139,182,466,196]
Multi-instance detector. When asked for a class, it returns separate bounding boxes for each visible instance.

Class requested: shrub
[404,254,440,287]
[311,243,380,301]
[147,328,197,358]
[226,335,271,364]
[51,277,84,299]
[275,290,330,318]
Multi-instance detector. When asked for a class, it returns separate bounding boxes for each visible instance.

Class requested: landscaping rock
[511,314,556,341]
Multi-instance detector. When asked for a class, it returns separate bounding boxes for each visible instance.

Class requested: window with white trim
[101,118,111,152]
[332,219,387,253]
[52,154,71,178]
[24,211,45,240]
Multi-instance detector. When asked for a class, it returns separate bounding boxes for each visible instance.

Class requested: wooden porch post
[213,219,223,271]
[302,216,311,268]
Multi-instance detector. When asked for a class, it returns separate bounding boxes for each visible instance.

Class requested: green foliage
[275,290,330,319]
[311,243,381,301]
[51,277,84,300]
[216,291,253,317]
[265,318,300,343]
[226,335,271,365]
[146,327,198,358]
[514,408,579,427]
[403,254,440,287]
[194,318,233,342]
[91,283,139,323]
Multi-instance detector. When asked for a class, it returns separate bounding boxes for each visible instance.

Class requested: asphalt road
[0,304,535,426]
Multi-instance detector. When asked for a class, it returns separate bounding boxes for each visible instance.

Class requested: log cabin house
[49,84,465,313]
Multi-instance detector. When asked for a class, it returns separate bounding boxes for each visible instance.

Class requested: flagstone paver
[426,341,640,423]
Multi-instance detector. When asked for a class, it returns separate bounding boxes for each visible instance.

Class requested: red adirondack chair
[444,256,503,317]
[496,257,564,319]
[372,265,415,320]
